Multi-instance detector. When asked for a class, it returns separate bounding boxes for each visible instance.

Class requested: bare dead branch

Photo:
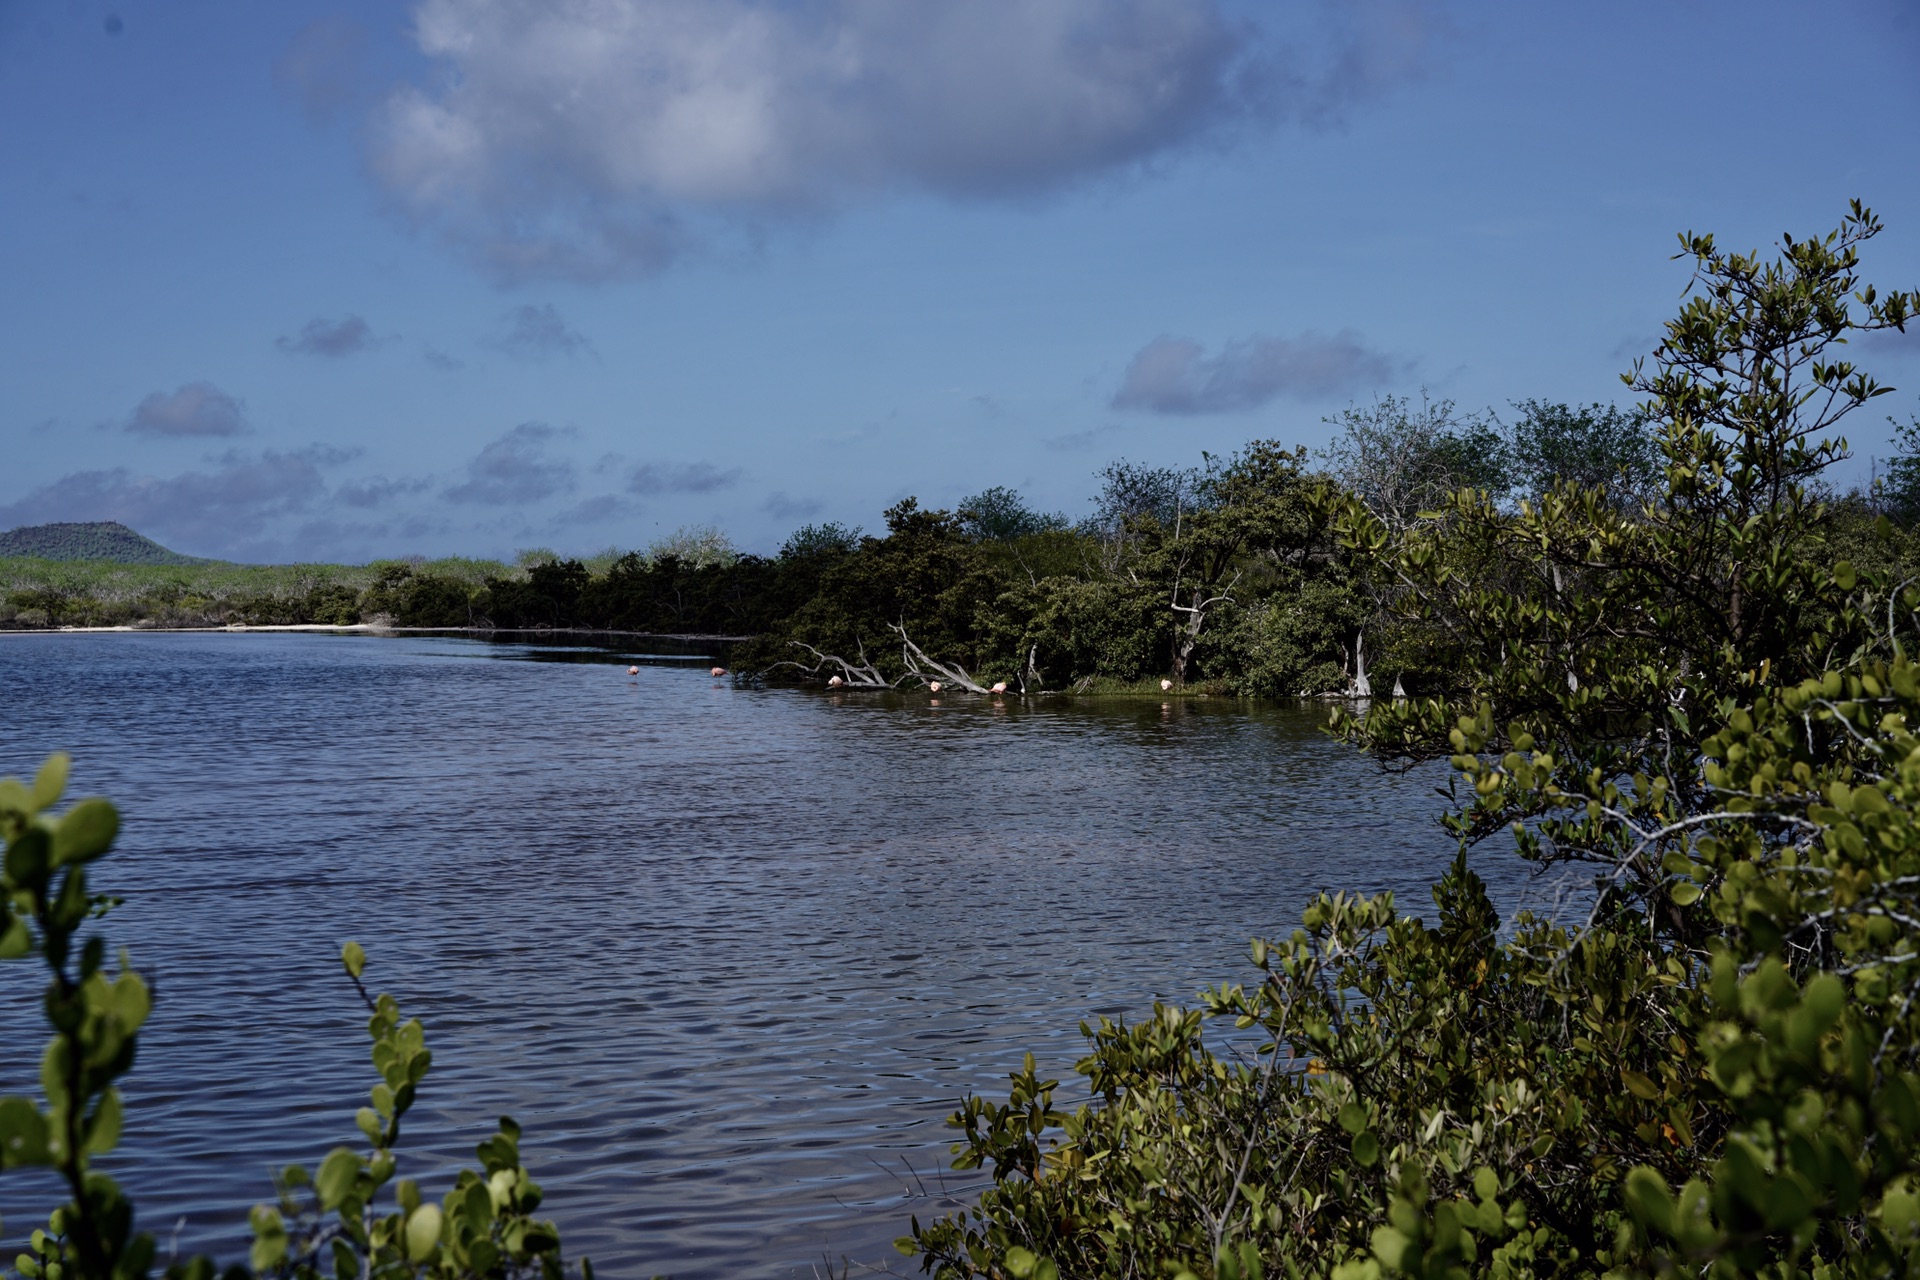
[772,640,904,688]
[890,621,992,693]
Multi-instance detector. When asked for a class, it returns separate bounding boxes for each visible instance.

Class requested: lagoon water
[0,633,1561,1277]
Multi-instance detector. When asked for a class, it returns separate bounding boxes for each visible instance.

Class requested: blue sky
[4,0,1918,563]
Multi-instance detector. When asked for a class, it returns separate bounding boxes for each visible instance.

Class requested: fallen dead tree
[770,624,1031,694]
[889,621,991,693]
[770,640,902,688]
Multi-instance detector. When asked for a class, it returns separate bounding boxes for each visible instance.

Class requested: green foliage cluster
[901,204,1920,1279]
[1874,416,1920,527]
[737,449,1373,696]
[0,523,204,566]
[1,758,595,1278]
[0,559,508,631]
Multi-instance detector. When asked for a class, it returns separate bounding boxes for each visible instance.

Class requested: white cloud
[762,491,822,520]
[626,461,741,494]
[372,0,1441,280]
[126,382,251,436]
[445,422,578,504]
[278,314,384,357]
[1112,330,1402,414]
[553,493,641,525]
[492,304,594,360]
[336,475,434,508]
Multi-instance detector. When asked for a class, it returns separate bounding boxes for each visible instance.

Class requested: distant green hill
[0,522,207,565]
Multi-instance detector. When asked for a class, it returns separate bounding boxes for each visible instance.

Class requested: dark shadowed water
[0,633,1562,1277]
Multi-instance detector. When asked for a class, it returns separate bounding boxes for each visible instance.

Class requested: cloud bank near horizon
[0,414,775,561]
[368,0,1443,281]
[0,447,345,556]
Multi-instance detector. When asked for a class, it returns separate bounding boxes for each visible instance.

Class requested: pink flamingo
[711,666,728,677]
[627,665,639,675]
[828,675,845,687]
[928,681,943,693]
[990,681,1008,694]
[1161,678,1173,691]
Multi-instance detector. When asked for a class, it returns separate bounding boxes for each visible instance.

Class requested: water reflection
[0,632,1550,1278]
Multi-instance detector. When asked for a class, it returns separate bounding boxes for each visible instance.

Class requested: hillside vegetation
[0,520,205,565]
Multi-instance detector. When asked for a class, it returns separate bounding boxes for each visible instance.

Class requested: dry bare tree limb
[1018,645,1041,695]
[889,621,991,693]
[770,640,903,688]
[1351,627,1373,698]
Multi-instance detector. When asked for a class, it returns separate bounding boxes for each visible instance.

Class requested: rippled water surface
[0,633,1549,1277]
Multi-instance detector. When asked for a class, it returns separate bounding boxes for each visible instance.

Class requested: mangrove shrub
[903,205,1920,1279]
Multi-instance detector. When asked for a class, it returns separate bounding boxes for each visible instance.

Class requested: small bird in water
[627,666,639,675]
[928,681,943,693]
[711,666,727,677]
[828,675,845,687]
[990,681,1008,694]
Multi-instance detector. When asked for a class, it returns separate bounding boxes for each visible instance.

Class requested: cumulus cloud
[275,17,371,123]
[554,494,641,525]
[336,475,434,508]
[1111,331,1401,414]
[625,461,741,494]
[278,314,383,358]
[445,423,577,504]
[0,448,342,557]
[125,382,251,437]
[371,0,1441,280]
[493,304,593,360]
[762,491,822,520]
[291,513,449,553]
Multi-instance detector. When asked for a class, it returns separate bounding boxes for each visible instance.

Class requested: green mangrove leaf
[30,755,69,813]
[405,1203,443,1262]
[50,799,116,867]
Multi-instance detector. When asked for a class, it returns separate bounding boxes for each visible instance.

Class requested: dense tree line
[30,395,1918,706]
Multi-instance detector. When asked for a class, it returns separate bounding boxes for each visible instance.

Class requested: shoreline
[0,624,753,642]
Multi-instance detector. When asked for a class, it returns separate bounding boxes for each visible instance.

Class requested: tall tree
[1504,399,1661,506]
[1323,392,1508,532]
